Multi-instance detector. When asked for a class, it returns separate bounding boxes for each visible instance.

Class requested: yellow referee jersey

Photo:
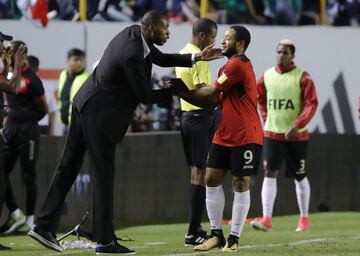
[175,43,212,111]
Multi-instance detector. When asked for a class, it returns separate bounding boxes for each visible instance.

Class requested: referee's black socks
[188,184,206,235]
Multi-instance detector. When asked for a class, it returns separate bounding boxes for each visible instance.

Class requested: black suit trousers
[36,92,133,244]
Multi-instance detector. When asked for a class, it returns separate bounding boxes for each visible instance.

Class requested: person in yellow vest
[57,48,89,134]
[175,18,218,246]
[251,39,318,232]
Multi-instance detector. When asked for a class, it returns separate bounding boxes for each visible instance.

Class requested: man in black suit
[28,10,222,255]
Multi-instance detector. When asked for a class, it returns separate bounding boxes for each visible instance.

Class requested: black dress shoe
[0,243,11,250]
[95,241,136,255]
[28,225,63,252]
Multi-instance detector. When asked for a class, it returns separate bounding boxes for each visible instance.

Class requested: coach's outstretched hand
[195,42,223,62]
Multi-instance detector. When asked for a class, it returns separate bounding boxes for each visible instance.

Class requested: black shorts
[180,110,215,168]
[206,143,262,177]
[263,137,308,180]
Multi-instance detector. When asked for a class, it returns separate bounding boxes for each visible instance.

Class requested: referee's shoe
[184,228,208,246]
[28,225,63,252]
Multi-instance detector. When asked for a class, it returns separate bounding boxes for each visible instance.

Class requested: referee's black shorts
[262,137,308,180]
[180,109,215,168]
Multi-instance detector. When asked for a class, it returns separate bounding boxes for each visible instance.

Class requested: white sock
[26,215,34,226]
[261,177,277,218]
[206,185,225,230]
[230,190,250,238]
[295,177,310,217]
[11,209,22,217]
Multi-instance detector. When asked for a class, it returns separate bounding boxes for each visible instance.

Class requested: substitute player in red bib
[250,39,318,232]
[170,25,263,252]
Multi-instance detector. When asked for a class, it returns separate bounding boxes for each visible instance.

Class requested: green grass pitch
[1,212,360,255]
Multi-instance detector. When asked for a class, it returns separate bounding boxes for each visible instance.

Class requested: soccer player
[170,25,263,252]
[1,41,48,235]
[0,31,27,250]
[250,39,318,232]
[175,18,218,246]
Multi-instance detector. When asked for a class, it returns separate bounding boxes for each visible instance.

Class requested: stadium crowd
[0,0,360,26]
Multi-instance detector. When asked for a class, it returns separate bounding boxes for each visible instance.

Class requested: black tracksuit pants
[2,121,40,215]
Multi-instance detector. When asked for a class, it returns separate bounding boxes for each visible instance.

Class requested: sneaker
[3,213,26,235]
[296,216,310,232]
[250,217,272,232]
[184,229,208,246]
[0,243,11,250]
[222,235,239,252]
[95,241,136,255]
[17,223,32,234]
[193,230,225,251]
[28,225,63,252]
[0,215,14,233]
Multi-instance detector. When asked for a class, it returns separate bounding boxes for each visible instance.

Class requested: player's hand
[165,78,189,96]
[285,125,299,139]
[14,45,27,64]
[195,42,223,61]
[3,46,12,67]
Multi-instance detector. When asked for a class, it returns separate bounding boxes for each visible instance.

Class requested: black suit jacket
[74,25,193,112]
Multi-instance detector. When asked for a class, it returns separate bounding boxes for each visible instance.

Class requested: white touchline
[240,238,335,249]
[166,252,210,256]
[145,242,167,245]
[166,236,360,256]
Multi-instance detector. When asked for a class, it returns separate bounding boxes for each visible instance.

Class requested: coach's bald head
[141,10,170,46]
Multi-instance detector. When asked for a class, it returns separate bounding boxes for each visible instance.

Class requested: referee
[175,18,218,246]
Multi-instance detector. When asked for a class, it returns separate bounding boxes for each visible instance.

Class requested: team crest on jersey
[19,79,27,89]
[217,73,228,84]
[18,78,29,94]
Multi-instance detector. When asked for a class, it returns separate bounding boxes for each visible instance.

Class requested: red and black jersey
[212,54,263,147]
[7,64,45,123]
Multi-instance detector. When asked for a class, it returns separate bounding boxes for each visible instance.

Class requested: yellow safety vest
[57,69,90,124]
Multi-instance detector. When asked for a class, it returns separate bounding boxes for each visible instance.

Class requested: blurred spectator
[134,0,167,20]
[167,0,185,23]
[181,0,219,22]
[57,48,89,135]
[297,0,319,25]
[26,56,57,135]
[129,73,181,132]
[131,103,153,132]
[133,0,184,22]
[93,0,134,21]
[0,0,22,19]
[17,0,48,27]
[0,0,9,18]
[327,0,360,26]
[48,0,78,21]
[214,0,266,24]
[263,0,302,25]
